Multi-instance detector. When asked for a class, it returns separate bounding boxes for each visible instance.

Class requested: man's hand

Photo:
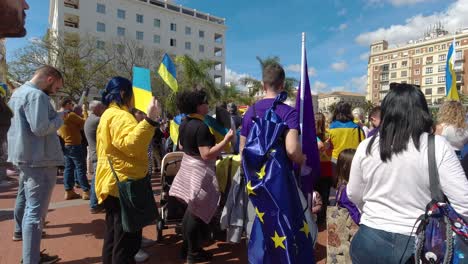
[147,97,161,121]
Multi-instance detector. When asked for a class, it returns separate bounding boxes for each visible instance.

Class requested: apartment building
[49,0,226,93]
[367,27,468,105]
[318,91,366,113]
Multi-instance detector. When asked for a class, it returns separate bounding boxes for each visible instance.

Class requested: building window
[382,64,389,71]
[170,38,176,47]
[136,31,144,40]
[456,50,463,60]
[199,30,205,38]
[426,56,433,64]
[415,80,420,85]
[154,19,160,27]
[438,65,445,72]
[425,88,432,95]
[442,44,446,50]
[185,42,191,50]
[136,14,144,24]
[153,34,160,44]
[401,71,407,77]
[391,72,397,79]
[456,41,460,46]
[96,40,105,49]
[439,54,446,61]
[437,87,445,94]
[97,22,105,32]
[415,69,420,75]
[117,9,126,19]
[391,63,397,69]
[97,4,105,14]
[426,67,433,74]
[428,47,433,52]
[381,73,389,81]
[425,77,433,85]
[374,66,379,71]
[199,45,204,53]
[415,58,420,65]
[117,27,125,37]
[438,76,445,83]
[402,61,408,67]
[185,26,191,35]
[374,74,378,80]
[170,23,177,31]
[416,49,421,54]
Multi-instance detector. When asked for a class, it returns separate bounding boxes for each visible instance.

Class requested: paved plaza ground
[0,173,327,264]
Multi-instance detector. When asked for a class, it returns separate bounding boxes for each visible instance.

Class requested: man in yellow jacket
[94,76,160,264]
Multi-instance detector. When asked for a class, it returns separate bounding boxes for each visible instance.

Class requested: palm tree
[175,55,220,99]
[240,56,297,98]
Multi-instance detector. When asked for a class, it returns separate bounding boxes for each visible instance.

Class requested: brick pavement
[0,174,327,264]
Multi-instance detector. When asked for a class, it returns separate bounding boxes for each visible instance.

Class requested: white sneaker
[134,249,149,263]
[141,237,155,248]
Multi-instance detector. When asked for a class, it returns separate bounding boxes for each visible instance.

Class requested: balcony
[64,0,79,9]
[214,33,223,44]
[64,14,79,29]
[214,62,222,71]
[455,54,464,61]
[457,76,464,84]
[214,47,222,57]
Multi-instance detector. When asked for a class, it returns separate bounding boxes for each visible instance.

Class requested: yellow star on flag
[255,207,265,224]
[271,231,287,250]
[257,164,266,180]
[246,181,256,196]
[300,221,310,238]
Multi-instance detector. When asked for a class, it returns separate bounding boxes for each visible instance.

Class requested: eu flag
[242,92,315,264]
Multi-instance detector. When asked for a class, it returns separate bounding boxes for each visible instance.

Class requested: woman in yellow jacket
[95,77,160,264]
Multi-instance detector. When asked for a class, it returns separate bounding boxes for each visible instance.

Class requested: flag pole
[300,32,306,147]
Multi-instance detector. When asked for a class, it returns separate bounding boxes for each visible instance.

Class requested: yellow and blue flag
[169,113,230,151]
[446,40,460,101]
[133,66,152,114]
[158,54,178,92]
[0,82,7,97]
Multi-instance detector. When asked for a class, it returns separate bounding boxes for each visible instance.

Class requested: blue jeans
[90,161,98,209]
[350,225,415,264]
[18,166,56,264]
[63,145,90,192]
[14,173,26,234]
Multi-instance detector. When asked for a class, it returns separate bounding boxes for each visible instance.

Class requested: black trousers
[102,196,142,264]
[181,209,209,254]
[315,177,334,223]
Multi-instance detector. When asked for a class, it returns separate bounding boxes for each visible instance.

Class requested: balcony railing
[139,0,225,25]
[64,0,79,9]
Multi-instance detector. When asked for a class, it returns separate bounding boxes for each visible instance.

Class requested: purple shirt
[240,98,299,137]
[367,127,379,138]
[337,184,361,225]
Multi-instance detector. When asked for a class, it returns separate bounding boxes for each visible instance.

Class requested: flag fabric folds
[169,113,230,151]
[132,66,152,114]
[295,37,321,195]
[242,92,315,264]
[158,54,179,92]
[446,40,460,101]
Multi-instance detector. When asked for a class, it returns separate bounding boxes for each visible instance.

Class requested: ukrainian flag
[132,66,152,114]
[0,82,7,97]
[169,114,231,152]
[158,54,178,92]
[446,40,460,101]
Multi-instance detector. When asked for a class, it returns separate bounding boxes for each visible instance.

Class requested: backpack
[414,135,468,264]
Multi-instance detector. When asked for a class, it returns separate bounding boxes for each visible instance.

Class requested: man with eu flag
[240,63,316,263]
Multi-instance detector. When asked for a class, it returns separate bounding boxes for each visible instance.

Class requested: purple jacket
[337,184,361,225]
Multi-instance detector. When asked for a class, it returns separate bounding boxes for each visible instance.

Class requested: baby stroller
[156,151,186,241]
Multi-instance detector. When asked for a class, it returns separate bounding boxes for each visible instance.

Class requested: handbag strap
[107,157,121,183]
[427,134,444,202]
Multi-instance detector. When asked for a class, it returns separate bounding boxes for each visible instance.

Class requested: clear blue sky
[6,0,462,94]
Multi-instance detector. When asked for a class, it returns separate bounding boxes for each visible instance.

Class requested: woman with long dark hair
[169,89,233,263]
[348,83,468,263]
[95,77,160,264]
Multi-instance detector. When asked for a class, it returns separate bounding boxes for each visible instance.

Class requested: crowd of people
[1,1,468,263]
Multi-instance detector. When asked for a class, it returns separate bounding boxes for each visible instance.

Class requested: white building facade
[49,0,226,87]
